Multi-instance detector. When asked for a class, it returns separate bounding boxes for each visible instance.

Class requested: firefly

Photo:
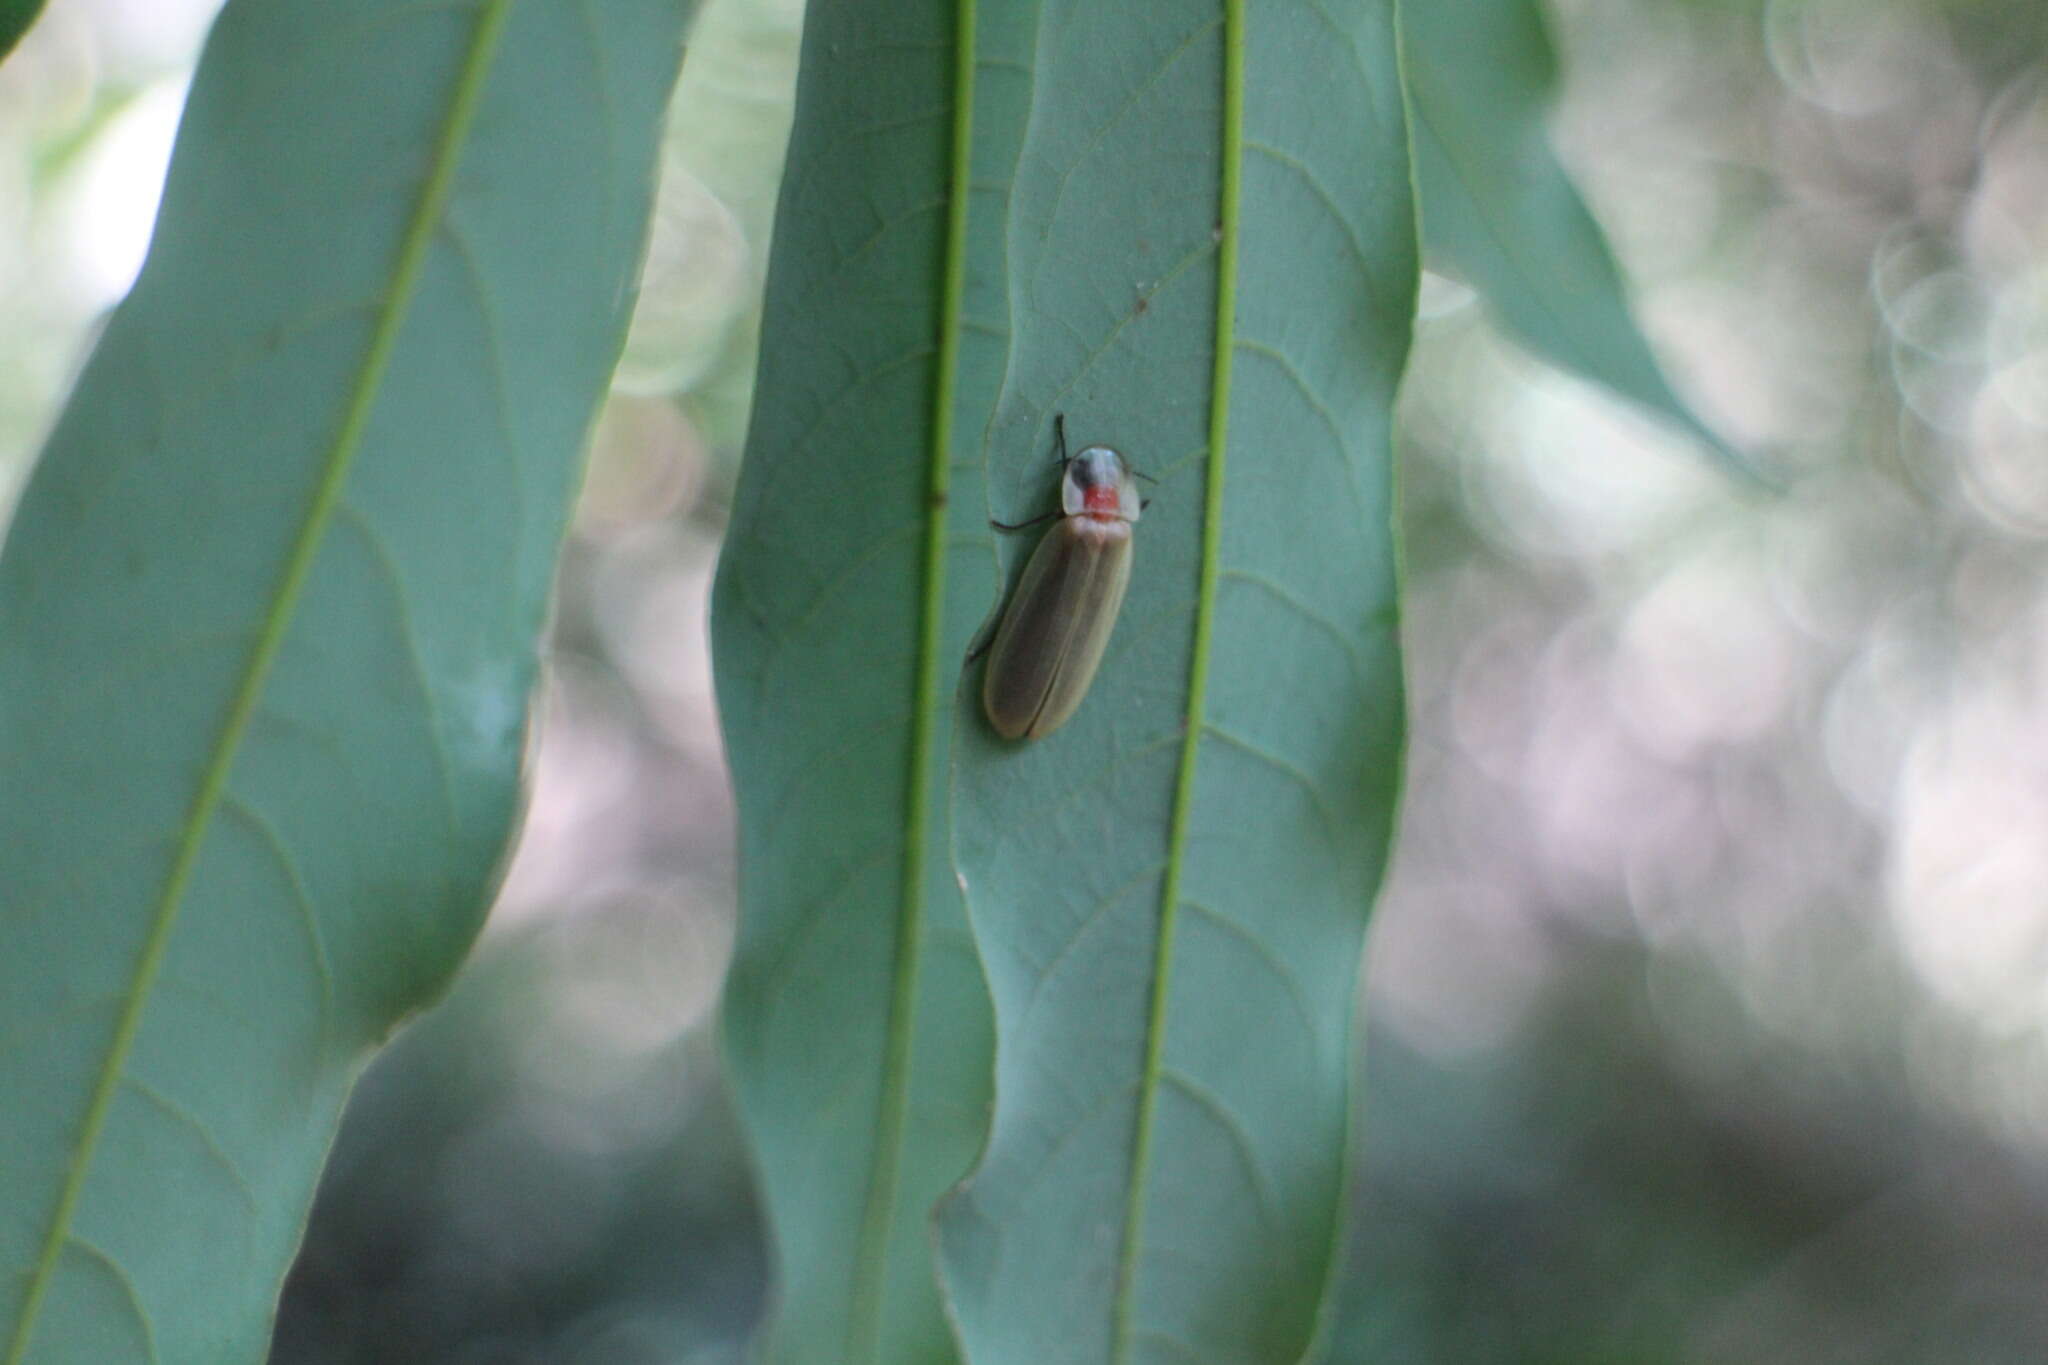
[981,415,1143,741]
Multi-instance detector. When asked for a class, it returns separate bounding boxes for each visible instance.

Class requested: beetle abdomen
[982,515,1133,740]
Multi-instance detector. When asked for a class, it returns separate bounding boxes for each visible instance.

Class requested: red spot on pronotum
[1082,482,1121,516]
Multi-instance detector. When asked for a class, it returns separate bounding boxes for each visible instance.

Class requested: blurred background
[6,0,2048,1359]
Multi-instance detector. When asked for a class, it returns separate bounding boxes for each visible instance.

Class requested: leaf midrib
[1107,2,1244,1361]
[2,5,514,1358]
[843,0,978,1361]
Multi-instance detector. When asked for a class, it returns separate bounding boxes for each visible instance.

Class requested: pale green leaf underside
[711,0,996,1359]
[0,1,686,1360]
[1406,0,1749,476]
[935,3,1414,1365]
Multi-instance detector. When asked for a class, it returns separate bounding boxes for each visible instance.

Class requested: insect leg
[991,510,1059,532]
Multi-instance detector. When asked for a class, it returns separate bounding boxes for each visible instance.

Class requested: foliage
[712,0,1719,1360]
[0,0,687,1359]
[21,0,2013,1361]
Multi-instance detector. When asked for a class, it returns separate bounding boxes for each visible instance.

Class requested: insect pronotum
[981,415,1143,741]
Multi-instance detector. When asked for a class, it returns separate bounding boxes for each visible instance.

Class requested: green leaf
[0,0,686,1359]
[0,0,44,66]
[709,0,1004,1360]
[716,0,1411,1358]
[1404,0,1750,476]
[931,2,1414,1363]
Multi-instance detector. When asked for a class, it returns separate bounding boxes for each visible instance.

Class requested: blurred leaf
[709,0,999,1359]
[654,0,807,466]
[1404,0,1751,477]
[0,0,42,65]
[937,1,1411,1362]
[0,0,687,1359]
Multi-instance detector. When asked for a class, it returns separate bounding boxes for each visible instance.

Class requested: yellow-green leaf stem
[1108,2,1244,1361]
[846,1,977,1360]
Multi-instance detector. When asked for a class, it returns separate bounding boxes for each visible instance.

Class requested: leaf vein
[1110,7,1243,1360]
[439,215,533,561]
[746,844,899,1001]
[1029,243,1214,471]
[1230,338,1370,527]
[1026,15,1222,301]
[122,1075,260,1215]
[61,1235,156,1365]
[1218,567,1375,688]
[330,503,464,844]
[19,304,376,593]
[978,730,1182,864]
[217,793,335,1035]
[748,520,926,712]
[846,4,981,1355]
[0,995,126,1074]
[1160,1066,1275,1236]
[744,345,936,518]
[1017,861,1169,1031]
[1241,137,1389,315]
[1183,898,1320,1067]
[1200,721,1343,854]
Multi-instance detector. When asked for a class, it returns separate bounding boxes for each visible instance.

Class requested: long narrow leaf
[709,0,1014,1359]
[0,1,687,1359]
[935,2,1415,1362]
[1404,0,1747,474]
